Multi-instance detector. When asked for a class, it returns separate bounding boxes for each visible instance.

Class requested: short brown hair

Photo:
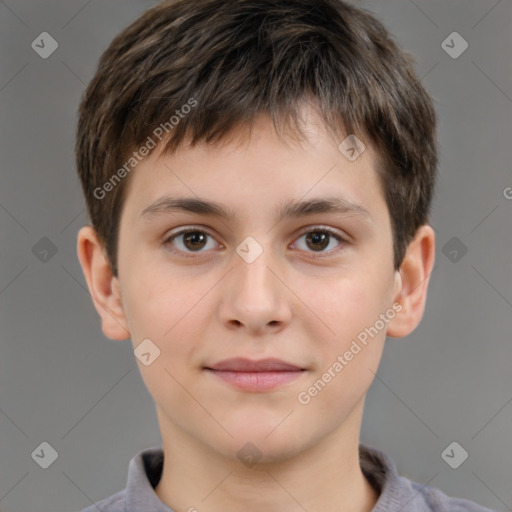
[76,0,437,276]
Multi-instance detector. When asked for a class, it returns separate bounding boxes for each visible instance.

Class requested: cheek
[298,279,389,419]
[310,273,391,345]
[122,263,197,338]
[123,272,206,409]
[123,269,220,388]
[313,273,393,395]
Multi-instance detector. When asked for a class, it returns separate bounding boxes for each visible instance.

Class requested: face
[114,112,401,462]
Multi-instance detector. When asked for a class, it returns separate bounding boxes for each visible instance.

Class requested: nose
[218,246,292,335]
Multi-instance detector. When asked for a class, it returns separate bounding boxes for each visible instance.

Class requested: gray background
[1,1,511,511]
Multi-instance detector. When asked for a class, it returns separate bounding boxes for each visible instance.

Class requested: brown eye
[293,228,346,255]
[305,231,330,251]
[165,229,217,253]
[182,231,208,251]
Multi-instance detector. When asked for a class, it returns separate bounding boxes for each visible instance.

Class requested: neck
[154,401,379,512]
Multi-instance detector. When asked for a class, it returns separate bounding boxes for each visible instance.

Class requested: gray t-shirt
[80,444,497,512]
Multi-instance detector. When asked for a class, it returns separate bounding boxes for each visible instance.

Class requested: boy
[75,0,495,511]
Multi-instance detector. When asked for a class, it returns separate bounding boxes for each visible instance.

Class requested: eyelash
[162,225,349,258]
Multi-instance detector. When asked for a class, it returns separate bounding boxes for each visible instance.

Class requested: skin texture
[77,109,435,512]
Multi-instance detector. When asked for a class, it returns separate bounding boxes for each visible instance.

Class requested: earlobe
[76,226,130,341]
[386,225,436,338]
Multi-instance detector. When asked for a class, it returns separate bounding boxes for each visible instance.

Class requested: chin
[221,427,310,464]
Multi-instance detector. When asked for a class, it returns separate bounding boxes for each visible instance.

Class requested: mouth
[204,358,307,392]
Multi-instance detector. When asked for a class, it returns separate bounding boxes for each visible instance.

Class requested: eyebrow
[140,195,370,223]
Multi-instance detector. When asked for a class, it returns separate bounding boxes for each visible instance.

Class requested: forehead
[120,112,387,227]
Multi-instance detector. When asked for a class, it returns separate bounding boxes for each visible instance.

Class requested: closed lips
[205,358,304,372]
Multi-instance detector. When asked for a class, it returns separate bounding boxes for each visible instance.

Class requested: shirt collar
[125,446,173,511]
[359,443,420,511]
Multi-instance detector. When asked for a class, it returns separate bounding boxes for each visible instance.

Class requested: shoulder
[406,478,497,512]
[77,446,166,512]
[79,489,126,512]
[359,444,497,512]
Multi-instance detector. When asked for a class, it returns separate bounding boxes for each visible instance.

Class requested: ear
[386,225,436,338]
[77,226,130,340]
